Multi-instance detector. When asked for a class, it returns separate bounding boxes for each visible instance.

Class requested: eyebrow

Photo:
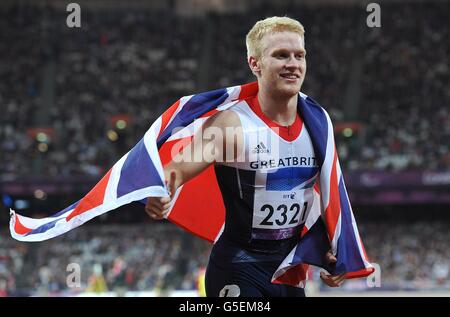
[271,48,306,55]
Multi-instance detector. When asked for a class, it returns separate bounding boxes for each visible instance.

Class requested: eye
[274,52,288,59]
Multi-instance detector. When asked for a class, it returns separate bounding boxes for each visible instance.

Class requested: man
[145,17,346,297]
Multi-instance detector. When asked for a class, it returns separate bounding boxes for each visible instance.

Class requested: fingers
[146,197,170,211]
[320,271,346,287]
[145,206,166,220]
[321,250,344,287]
[320,273,345,287]
[167,170,177,198]
[325,250,337,264]
[146,210,165,220]
[145,196,172,220]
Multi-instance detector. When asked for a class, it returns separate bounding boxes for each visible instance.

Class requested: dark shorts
[205,252,306,297]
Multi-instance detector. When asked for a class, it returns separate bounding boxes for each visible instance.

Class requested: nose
[284,55,302,70]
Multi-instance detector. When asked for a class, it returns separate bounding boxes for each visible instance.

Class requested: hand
[145,170,177,220]
[320,250,346,287]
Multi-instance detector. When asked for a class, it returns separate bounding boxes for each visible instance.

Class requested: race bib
[251,188,313,240]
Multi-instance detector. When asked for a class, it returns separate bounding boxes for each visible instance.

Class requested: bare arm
[145,110,242,219]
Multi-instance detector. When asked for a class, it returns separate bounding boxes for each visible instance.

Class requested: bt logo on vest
[282,192,297,199]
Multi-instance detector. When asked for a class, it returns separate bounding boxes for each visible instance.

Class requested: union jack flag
[9,82,374,287]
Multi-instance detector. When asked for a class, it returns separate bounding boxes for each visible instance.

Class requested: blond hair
[246,16,305,59]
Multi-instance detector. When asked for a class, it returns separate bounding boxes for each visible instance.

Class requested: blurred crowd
[355,1,450,172]
[0,221,448,296]
[1,5,203,177]
[1,1,448,179]
[361,221,449,290]
[0,223,212,296]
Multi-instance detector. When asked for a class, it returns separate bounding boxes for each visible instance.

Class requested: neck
[257,89,298,126]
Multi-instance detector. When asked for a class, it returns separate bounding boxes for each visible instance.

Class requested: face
[249,31,306,98]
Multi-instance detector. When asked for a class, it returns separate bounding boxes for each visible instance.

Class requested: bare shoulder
[203,109,241,130]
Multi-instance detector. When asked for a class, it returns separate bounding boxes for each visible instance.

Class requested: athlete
[145,16,345,297]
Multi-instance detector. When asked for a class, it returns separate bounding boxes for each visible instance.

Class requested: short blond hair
[246,16,305,59]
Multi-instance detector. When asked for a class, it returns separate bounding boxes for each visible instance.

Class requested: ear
[248,56,261,77]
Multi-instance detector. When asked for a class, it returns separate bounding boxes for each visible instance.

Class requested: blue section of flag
[117,139,164,198]
[289,174,366,276]
[266,167,318,191]
[26,218,64,236]
[291,216,332,270]
[27,201,81,235]
[298,97,329,166]
[157,88,229,148]
[49,201,80,218]
[335,177,366,273]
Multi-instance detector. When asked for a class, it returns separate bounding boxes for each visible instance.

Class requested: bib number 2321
[258,202,308,228]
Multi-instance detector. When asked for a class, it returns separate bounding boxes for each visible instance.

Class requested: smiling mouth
[280,74,300,80]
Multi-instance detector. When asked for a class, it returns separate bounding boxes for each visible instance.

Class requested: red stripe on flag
[13,215,32,235]
[324,149,341,242]
[345,268,375,279]
[314,182,320,194]
[158,99,181,139]
[168,165,225,243]
[237,81,258,100]
[359,235,371,262]
[199,109,219,119]
[272,264,308,286]
[300,225,309,238]
[66,169,112,221]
